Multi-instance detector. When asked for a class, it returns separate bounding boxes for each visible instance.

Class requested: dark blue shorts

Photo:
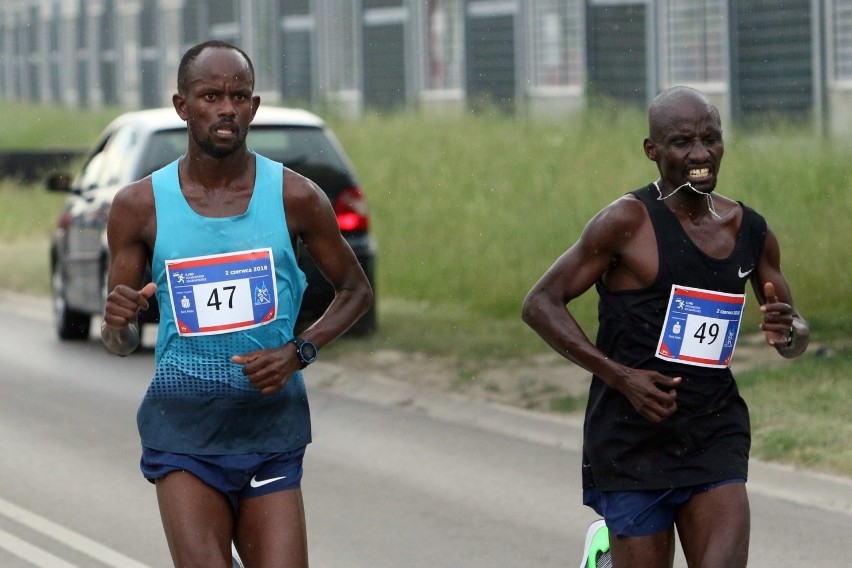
[141,446,306,515]
[583,478,745,537]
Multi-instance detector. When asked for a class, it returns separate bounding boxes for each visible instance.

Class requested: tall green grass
[2,101,851,475]
[0,103,120,149]
[738,345,852,476]
[0,179,67,295]
[2,101,850,345]
[331,107,646,323]
[328,108,852,341]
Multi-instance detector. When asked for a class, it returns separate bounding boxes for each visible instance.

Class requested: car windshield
[137,125,349,182]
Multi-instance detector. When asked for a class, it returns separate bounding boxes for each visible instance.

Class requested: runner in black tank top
[583,183,766,492]
[523,86,809,568]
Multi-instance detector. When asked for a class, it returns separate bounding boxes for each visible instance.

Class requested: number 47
[207,286,237,310]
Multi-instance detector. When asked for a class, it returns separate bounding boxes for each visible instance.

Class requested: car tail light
[334,186,369,232]
[57,212,73,231]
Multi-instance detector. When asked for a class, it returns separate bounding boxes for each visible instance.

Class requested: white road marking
[0,496,153,568]
[0,527,78,568]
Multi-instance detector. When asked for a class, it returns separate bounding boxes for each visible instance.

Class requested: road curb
[4,289,851,518]
[309,359,852,518]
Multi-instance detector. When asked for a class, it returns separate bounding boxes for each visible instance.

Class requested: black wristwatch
[289,336,318,368]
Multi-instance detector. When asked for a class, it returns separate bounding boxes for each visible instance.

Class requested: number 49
[693,322,720,344]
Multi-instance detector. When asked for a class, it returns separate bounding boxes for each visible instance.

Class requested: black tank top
[582,184,767,491]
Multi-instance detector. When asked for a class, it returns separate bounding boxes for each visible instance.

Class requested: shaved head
[648,86,721,141]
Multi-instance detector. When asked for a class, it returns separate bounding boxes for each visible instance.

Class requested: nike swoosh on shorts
[250,475,287,488]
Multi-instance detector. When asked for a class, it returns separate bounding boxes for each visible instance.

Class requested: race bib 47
[165,248,278,336]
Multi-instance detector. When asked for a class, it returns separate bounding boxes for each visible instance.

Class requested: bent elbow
[521,294,542,327]
[361,284,375,316]
[349,279,374,319]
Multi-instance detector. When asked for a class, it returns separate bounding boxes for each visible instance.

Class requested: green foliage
[0,181,66,296]
[549,394,587,413]
[722,133,852,334]
[738,346,852,476]
[329,107,649,328]
[0,102,121,149]
[1,100,850,346]
[0,180,66,239]
[327,108,851,340]
[1,101,850,474]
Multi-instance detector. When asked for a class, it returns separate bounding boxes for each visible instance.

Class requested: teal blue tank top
[137,154,311,454]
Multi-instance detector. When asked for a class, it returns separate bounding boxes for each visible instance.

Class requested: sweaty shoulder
[110,177,156,245]
[584,193,658,290]
[283,167,318,201]
[283,167,333,236]
[583,193,649,246]
[112,177,155,219]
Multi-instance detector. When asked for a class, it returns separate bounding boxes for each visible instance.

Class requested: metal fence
[1,0,850,133]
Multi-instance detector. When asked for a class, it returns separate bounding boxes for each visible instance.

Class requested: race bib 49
[165,248,278,336]
[655,285,746,368]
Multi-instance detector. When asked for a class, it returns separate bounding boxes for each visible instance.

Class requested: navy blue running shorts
[583,478,746,537]
[141,445,306,515]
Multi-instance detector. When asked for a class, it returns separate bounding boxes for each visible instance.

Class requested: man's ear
[173,93,188,121]
[643,138,658,161]
[250,95,261,120]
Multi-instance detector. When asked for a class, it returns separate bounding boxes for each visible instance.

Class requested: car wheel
[52,264,91,340]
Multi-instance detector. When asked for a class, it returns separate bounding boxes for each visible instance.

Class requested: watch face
[300,341,318,363]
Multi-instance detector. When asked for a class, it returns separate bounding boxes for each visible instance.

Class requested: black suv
[48,106,376,341]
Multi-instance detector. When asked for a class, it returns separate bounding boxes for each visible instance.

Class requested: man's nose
[218,97,237,116]
[689,140,711,160]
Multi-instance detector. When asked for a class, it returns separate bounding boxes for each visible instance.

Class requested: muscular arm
[522,204,626,377]
[284,169,374,347]
[752,226,809,358]
[101,180,157,356]
[522,197,681,422]
[232,169,373,394]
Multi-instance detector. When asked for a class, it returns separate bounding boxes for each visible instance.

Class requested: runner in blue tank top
[522,86,809,568]
[101,40,373,568]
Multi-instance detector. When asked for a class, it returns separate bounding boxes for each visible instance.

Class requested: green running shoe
[580,519,612,568]
[231,542,244,568]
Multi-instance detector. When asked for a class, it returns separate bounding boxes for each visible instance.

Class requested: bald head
[648,86,721,141]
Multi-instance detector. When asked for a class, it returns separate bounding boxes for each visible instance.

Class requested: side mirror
[46,173,71,192]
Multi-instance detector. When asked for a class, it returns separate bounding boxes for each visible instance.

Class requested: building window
[49,0,62,102]
[833,0,852,81]
[424,0,462,90]
[182,0,205,47]
[209,0,239,42]
[326,0,358,92]
[664,0,725,84]
[140,1,161,108]
[528,0,583,88]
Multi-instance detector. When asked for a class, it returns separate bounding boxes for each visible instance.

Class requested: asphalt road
[1,290,851,567]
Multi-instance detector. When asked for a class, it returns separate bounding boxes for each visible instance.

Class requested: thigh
[676,482,750,568]
[610,527,675,568]
[156,470,234,568]
[235,487,308,568]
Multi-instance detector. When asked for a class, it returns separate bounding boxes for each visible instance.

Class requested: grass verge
[738,345,852,477]
[1,102,850,477]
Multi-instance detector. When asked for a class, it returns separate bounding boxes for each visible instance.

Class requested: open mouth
[687,167,711,181]
[214,123,237,137]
